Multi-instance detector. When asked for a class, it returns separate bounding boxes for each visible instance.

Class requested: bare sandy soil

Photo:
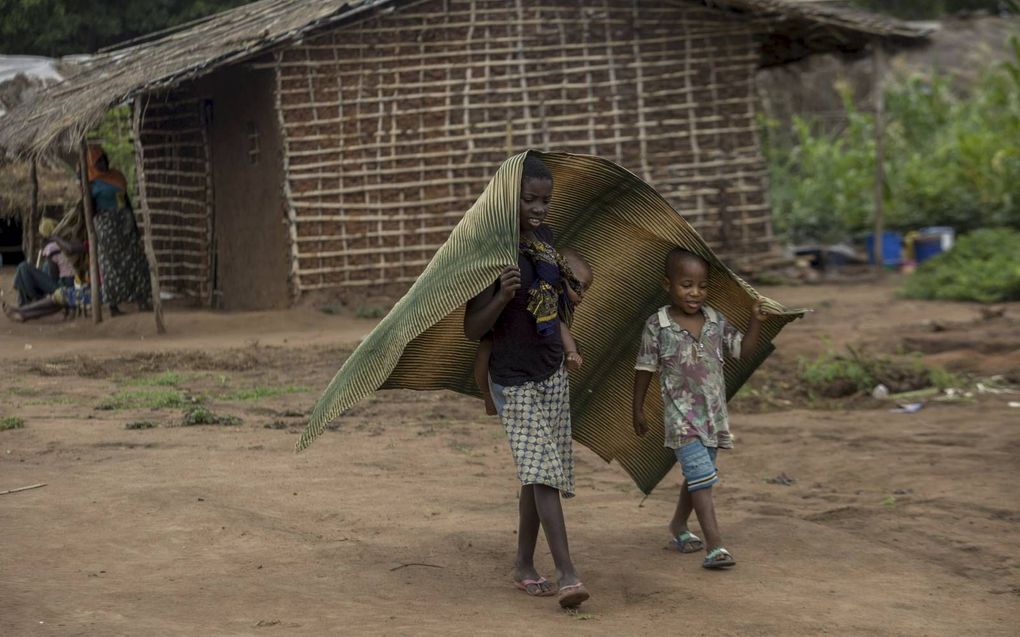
[1,277,1017,636]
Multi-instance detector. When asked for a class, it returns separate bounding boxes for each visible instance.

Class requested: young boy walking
[632,248,769,569]
[464,155,590,607]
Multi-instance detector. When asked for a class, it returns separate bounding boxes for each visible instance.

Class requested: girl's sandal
[668,531,704,553]
[557,582,590,608]
[702,547,736,569]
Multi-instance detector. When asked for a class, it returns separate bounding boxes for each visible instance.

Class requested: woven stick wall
[274,0,773,294]
[137,91,213,303]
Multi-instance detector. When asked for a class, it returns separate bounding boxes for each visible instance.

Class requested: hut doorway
[0,215,25,267]
[199,64,290,311]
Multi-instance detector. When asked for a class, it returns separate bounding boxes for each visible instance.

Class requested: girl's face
[519,177,552,235]
[663,259,709,315]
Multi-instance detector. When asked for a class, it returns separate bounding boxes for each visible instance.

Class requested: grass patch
[902,228,1020,303]
[97,389,200,410]
[799,347,960,398]
[122,371,184,387]
[221,386,309,402]
[0,416,26,431]
[24,396,76,406]
[8,386,42,397]
[181,406,242,427]
[125,421,157,430]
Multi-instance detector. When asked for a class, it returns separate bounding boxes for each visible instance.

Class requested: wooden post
[872,40,886,270]
[78,140,103,323]
[132,97,166,334]
[27,159,39,264]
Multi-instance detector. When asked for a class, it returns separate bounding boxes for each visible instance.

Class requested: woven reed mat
[300,150,806,494]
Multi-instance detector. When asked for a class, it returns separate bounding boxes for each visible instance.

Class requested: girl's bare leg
[532,484,580,588]
[514,485,553,594]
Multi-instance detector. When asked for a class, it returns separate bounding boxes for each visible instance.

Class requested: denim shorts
[674,438,719,492]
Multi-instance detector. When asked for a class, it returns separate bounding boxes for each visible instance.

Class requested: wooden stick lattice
[132,97,167,334]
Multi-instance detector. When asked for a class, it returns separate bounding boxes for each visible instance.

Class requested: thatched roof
[0,56,80,220]
[0,0,933,159]
[0,159,77,221]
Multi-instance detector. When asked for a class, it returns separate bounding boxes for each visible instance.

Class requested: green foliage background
[849,0,1014,20]
[901,228,1020,302]
[763,37,1020,245]
[0,0,248,56]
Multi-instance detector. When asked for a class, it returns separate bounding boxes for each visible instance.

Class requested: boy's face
[663,258,709,315]
[519,177,552,235]
[565,266,593,306]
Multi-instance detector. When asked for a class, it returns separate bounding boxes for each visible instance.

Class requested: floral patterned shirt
[635,305,743,449]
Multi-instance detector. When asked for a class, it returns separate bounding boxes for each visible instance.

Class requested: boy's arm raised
[739,300,770,362]
[632,370,653,436]
[464,266,520,341]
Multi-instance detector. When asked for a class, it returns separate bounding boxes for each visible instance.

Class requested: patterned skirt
[497,366,575,497]
[94,207,151,307]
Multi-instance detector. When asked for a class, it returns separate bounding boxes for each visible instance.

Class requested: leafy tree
[764,37,1020,244]
[850,0,1016,20]
[0,0,248,56]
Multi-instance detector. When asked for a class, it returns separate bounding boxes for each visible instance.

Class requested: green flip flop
[669,531,704,553]
[703,547,736,569]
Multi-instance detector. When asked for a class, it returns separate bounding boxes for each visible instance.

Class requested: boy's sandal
[702,547,736,569]
[668,531,704,553]
[514,577,556,597]
[557,582,590,608]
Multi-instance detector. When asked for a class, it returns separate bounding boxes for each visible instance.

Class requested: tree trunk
[26,159,39,264]
[872,40,886,270]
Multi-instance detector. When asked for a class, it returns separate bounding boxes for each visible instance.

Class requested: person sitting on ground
[474,248,593,415]
[12,217,83,306]
[3,282,96,323]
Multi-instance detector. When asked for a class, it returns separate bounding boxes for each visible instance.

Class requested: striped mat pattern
[300,151,806,494]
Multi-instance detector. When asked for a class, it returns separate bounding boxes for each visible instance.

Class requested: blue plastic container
[914,226,955,263]
[865,231,902,266]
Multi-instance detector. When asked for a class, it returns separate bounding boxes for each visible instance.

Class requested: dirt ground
[1,276,1018,636]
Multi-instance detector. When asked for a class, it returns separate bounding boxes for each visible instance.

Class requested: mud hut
[0,0,931,310]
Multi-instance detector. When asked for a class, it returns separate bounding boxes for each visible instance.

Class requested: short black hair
[562,248,592,279]
[664,247,709,277]
[522,153,552,181]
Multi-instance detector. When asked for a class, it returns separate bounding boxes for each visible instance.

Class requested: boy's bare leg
[514,485,553,594]
[669,480,695,537]
[532,484,581,588]
[690,488,723,550]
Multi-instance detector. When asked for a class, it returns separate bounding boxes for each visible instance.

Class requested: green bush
[902,228,1020,302]
[181,406,242,427]
[0,416,26,431]
[799,347,961,397]
[764,37,1020,244]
